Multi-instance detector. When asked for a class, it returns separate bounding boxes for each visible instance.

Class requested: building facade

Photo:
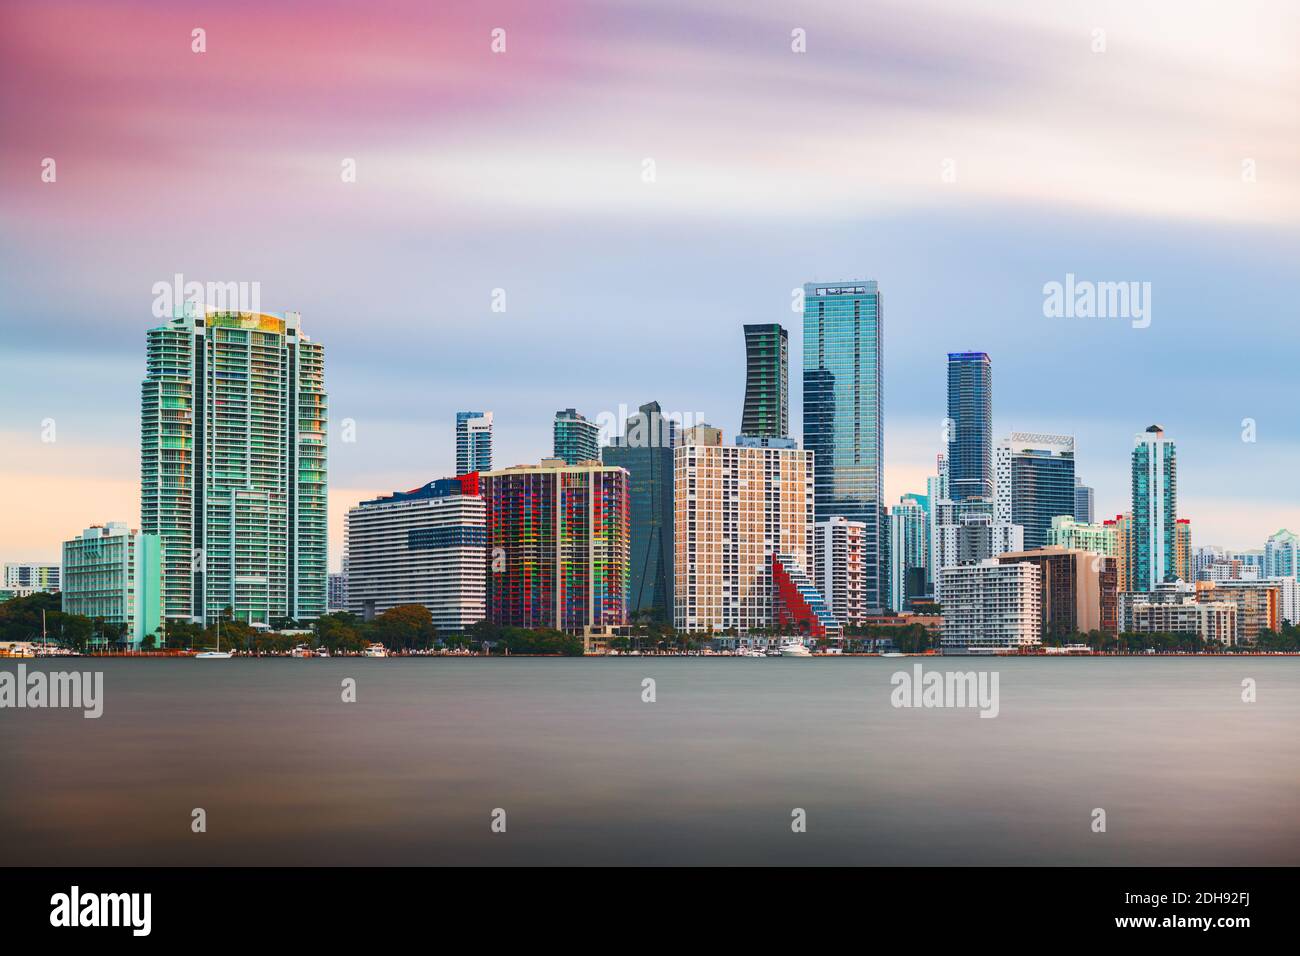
[1049,515,1119,557]
[1264,529,1299,579]
[2,563,59,592]
[815,516,865,628]
[740,323,789,439]
[61,523,162,647]
[802,280,884,611]
[888,494,929,613]
[602,401,674,620]
[142,305,327,625]
[1122,581,1235,644]
[455,411,493,476]
[481,460,629,633]
[1130,424,1177,592]
[994,433,1076,550]
[1195,580,1279,645]
[345,476,485,631]
[1074,478,1095,524]
[327,570,348,612]
[553,408,600,465]
[996,546,1117,638]
[674,438,814,633]
[939,559,1042,651]
[946,352,993,502]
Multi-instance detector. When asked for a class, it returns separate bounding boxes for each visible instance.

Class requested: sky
[1,0,1297,570]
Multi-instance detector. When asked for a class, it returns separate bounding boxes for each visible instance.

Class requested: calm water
[2,657,1297,865]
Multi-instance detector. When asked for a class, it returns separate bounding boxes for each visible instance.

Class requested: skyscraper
[947,352,993,502]
[888,494,929,612]
[480,460,629,633]
[602,401,675,620]
[1264,529,1299,578]
[553,408,600,464]
[1130,425,1177,592]
[802,280,884,611]
[994,433,1076,550]
[455,411,493,476]
[740,323,788,439]
[345,475,486,631]
[674,435,815,633]
[1074,477,1095,524]
[925,454,948,589]
[815,516,865,629]
[142,305,327,625]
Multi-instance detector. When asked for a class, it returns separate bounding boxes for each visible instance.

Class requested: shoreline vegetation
[4,592,1300,658]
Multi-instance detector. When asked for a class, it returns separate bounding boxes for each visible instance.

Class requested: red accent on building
[772,555,828,638]
[457,472,480,497]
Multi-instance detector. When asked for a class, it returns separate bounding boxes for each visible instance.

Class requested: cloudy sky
[1,0,1297,569]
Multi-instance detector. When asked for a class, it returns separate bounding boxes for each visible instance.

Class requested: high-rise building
[946,352,993,502]
[480,460,629,633]
[327,571,348,612]
[740,323,789,439]
[995,433,1076,549]
[939,559,1042,651]
[1130,425,1177,592]
[553,408,600,465]
[1174,518,1192,583]
[1264,529,1300,579]
[602,401,674,620]
[932,498,1023,573]
[60,523,162,648]
[888,495,929,613]
[1194,580,1279,645]
[1074,478,1095,524]
[815,516,865,628]
[925,454,948,589]
[674,436,815,634]
[1108,513,1133,592]
[996,546,1118,639]
[455,411,493,476]
[2,563,60,592]
[802,280,884,611]
[142,305,327,625]
[345,475,485,631]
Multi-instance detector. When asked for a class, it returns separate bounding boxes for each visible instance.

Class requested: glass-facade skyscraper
[740,323,788,438]
[602,401,675,620]
[1130,424,1177,592]
[455,411,493,476]
[553,408,600,464]
[142,304,327,625]
[1074,477,1095,524]
[802,280,884,612]
[946,352,993,502]
[995,433,1076,550]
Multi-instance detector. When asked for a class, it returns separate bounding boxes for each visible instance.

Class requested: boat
[290,644,312,658]
[195,614,233,659]
[362,643,389,658]
[780,641,813,658]
[881,651,905,658]
[314,646,331,658]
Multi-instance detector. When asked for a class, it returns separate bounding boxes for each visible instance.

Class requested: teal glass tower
[1131,424,1177,591]
[802,280,884,612]
[553,408,600,464]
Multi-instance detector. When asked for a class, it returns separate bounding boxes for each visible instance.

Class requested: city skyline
[3,1,1298,567]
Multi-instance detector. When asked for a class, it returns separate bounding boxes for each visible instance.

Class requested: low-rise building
[60,523,162,648]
